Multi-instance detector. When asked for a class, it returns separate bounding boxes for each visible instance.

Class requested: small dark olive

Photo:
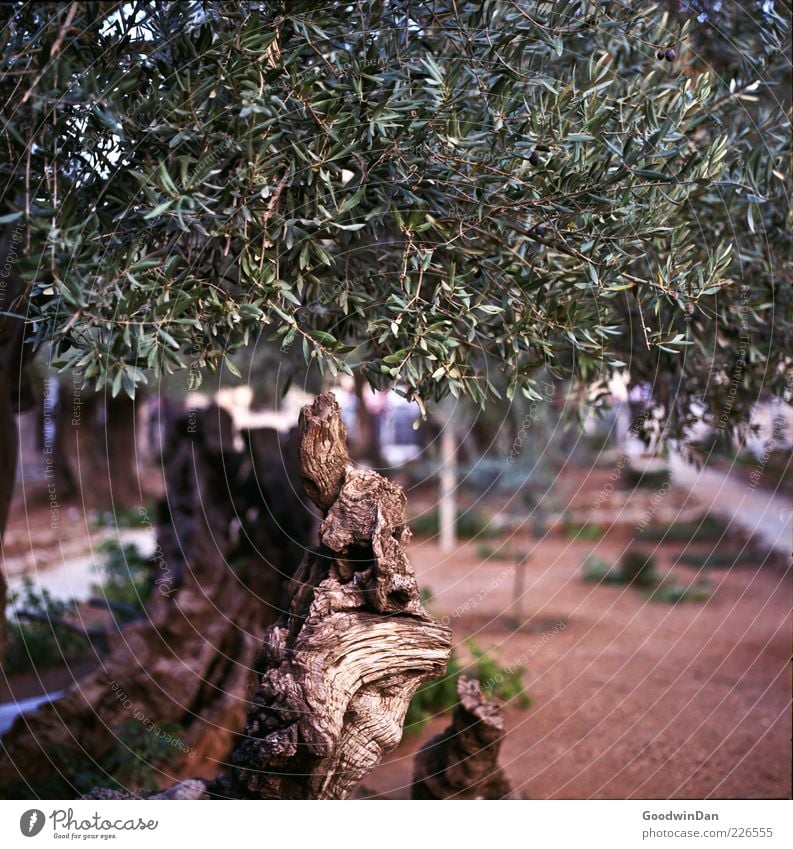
[665,48,676,62]
[534,225,547,238]
[529,150,540,166]
[656,49,665,60]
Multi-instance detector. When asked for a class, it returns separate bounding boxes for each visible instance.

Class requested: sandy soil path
[362,531,792,799]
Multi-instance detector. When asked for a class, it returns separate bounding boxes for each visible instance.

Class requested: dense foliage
[1,1,790,431]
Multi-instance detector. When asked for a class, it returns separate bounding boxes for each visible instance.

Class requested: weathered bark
[412,676,512,799]
[209,392,452,800]
[0,406,304,796]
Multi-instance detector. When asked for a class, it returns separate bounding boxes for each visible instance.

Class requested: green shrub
[581,554,622,584]
[635,515,728,543]
[581,552,711,603]
[4,542,152,678]
[650,580,712,604]
[468,640,532,709]
[92,540,152,613]
[4,580,89,676]
[404,639,531,734]
[565,522,604,541]
[581,551,658,588]
[475,543,527,562]
[2,741,114,799]
[619,550,657,587]
[91,505,152,530]
[410,509,501,540]
[109,719,187,791]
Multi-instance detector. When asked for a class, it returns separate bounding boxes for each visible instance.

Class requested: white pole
[439,423,456,552]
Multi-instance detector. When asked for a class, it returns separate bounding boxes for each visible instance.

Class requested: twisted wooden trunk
[210,392,452,799]
[6,392,451,800]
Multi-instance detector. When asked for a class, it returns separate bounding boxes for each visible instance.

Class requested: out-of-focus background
[2,368,790,799]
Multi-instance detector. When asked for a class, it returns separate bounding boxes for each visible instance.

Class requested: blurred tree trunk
[103,393,141,508]
[51,389,140,512]
[0,406,311,795]
[0,227,33,663]
[353,371,384,468]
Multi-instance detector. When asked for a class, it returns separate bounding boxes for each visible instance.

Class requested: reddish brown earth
[360,527,792,799]
[3,466,791,799]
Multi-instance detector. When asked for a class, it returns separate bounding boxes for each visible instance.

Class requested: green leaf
[144,200,174,219]
[224,357,242,378]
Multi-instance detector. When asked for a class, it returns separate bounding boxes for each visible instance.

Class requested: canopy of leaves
[0,1,790,432]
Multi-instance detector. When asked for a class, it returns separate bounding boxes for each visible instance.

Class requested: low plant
[468,640,532,709]
[635,514,728,544]
[565,522,604,541]
[108,718,187,791]
[4,580,89,676]
[410,509,502,540]
[649,580,713,604]
[90,504,152,531]
[404,639,531,734]
[475,543,527,562]
[581,550,658,588]
[92,540,152,613]
[581,554,622,584]
[581,553,711,604]
[4,717,187,798]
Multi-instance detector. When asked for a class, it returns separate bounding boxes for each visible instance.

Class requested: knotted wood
[210,392,452,799]
[412,676,512,799]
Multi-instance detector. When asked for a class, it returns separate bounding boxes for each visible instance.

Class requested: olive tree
[0,0,789,796]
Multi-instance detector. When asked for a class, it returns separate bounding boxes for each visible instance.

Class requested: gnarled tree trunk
[209,393,452,799]
[3,392,451,800]
[412,676,512,799]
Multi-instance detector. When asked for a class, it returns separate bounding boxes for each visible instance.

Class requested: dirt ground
[360,528,792,799]
[2,465,791,799]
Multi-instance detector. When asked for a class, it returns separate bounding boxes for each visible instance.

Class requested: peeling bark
[412,676,512,800]
[209,392,452,800]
